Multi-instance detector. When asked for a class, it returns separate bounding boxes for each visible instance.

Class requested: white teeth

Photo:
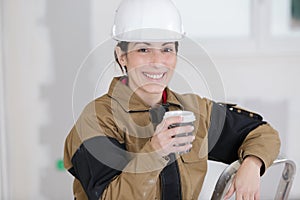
[143,73,164,79]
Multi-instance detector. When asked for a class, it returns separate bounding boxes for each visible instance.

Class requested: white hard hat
[112,0,185,42]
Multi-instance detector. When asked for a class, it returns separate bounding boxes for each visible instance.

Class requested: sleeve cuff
[239,150,267,176]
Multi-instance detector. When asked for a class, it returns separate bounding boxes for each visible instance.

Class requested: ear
[115,46,127,67]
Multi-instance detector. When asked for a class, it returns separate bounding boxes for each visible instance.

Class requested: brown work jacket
[64,77,280,200]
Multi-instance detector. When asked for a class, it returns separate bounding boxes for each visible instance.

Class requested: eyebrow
[162,42,175,46]
[132,42,151,47]
[132,42,175,47]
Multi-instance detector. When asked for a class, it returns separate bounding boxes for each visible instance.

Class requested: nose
[150,48,164,66]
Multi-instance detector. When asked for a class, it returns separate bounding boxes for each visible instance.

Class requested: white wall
[2,0,55,199]
[0,0,9,198]
[1,0,299,199]
[208,55,300,199]
[2,0,90,199]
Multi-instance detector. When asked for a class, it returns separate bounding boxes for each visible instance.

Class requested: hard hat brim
[112,28,185,42]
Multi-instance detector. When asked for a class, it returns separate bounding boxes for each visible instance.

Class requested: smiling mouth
[143,72,166,80]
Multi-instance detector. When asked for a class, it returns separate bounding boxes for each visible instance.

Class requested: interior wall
[1,0,299,199]
[2,0,91,199]
[212,55,300,199]
[0,0,9,198]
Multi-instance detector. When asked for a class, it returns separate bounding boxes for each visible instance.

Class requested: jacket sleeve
[100,141,169,200]
[69,136,130,200]
[69,135,168,200]
[64,104,169,200]
[207,101,280,174]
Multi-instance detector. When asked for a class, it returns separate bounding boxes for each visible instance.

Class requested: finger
[242,196,248,200]
[156,116,183,133]
[172,143,193,153]
[235,193,243,200]
[172,135,195,146]
[241,194,251,200]
[224,183,235,200]
[249,194,255,200]
[164,116,183,128]
[167,125,194,138]
[254,191,260,200]
[173,125,194,137]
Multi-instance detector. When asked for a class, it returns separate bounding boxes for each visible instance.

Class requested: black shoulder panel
[70,136,130,200]
[208,102,266,164]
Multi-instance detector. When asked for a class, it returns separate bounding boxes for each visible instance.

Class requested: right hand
[150,116,195,156]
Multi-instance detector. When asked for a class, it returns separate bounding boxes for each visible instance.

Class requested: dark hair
[114,41,179,73]
[114,41,129,73]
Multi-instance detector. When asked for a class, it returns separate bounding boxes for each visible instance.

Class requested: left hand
[224,156,262,200]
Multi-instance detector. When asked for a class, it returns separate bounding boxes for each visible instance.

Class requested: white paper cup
[163,111,195,154]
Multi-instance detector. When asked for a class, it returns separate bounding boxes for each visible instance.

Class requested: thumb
[223,182,235,200]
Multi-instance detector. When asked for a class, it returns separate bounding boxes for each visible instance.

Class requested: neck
[126,77,165,107]
[134,89,162,108]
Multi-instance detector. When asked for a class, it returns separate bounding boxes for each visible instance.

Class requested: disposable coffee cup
[163,110,196,154]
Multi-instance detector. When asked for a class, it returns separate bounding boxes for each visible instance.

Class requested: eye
[137,48,149,53]
[162,47,174,53]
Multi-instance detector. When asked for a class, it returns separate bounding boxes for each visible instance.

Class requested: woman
[64,0,280,199]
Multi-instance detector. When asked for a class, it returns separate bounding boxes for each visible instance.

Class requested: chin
[142,84,166,94]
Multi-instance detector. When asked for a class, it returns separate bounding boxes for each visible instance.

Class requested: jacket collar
[107,77,183,112]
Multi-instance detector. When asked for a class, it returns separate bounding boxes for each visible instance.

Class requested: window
[271,0,300,37]
[173,0,251,38]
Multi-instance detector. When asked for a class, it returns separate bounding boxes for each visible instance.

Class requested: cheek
[126,53,177,70]
[166,56,177,70]
[126,55,145,70]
